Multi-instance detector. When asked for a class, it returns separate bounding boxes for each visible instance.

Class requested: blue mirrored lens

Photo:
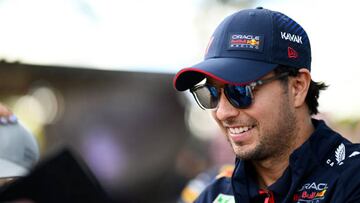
[225,85,252,108]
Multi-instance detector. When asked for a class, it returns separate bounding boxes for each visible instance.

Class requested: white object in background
[0,122,40,178]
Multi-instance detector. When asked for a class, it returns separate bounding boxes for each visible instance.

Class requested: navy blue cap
[174,7,311,91]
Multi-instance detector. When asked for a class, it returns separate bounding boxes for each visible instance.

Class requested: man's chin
[233,145,267,160]
[232,146,255,160]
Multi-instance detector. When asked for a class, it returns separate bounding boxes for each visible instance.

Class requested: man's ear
[290,68,311,108]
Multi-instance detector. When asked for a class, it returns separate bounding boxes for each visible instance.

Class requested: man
[0,104,40,186]
[173,7,360,203]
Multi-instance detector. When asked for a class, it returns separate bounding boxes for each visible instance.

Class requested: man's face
[209,72,299,161]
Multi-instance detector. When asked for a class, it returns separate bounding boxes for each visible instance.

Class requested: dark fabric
[0,148,113,203]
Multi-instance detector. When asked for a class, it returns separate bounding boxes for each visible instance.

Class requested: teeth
[229,126,253,134]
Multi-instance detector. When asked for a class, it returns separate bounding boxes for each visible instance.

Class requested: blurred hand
[0,103,17,125]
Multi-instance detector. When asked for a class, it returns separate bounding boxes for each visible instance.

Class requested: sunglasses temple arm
[246,86,255,99]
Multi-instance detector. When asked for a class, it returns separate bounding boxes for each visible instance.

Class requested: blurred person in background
[174,7,360,202]
[0,103,113,203]
[0,103,40,186]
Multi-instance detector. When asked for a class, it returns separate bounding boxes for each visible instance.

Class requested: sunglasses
[190,72,289,110]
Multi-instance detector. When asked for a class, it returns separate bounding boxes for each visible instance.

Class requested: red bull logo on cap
[228,33,263,51]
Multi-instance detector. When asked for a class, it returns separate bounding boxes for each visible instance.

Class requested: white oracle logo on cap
[280,32,303,44]
[231,34,260,40]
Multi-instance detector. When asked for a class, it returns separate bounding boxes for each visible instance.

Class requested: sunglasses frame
[190,72,289,110]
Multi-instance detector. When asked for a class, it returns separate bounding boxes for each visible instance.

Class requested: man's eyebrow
[206,78,220,86]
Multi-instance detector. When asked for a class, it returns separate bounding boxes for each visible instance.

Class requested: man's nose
[215,90,239,121]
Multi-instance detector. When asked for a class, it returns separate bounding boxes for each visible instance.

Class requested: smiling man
[174,7,360,203]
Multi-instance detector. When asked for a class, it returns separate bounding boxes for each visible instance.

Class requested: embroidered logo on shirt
[293,182,328,202]
[335,143,346,165]
[349,151,360,158]
[213,193,235,203]
[326,143,349,167]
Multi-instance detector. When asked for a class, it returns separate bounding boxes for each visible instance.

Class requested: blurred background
[1,0,360,202]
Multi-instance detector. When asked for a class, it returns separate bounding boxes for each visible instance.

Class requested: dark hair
[274,65,328,115]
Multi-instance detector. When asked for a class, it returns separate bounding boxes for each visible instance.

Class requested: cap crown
[205,8,311,70]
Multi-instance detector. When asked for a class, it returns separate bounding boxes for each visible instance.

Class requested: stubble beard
[231,95,298,161]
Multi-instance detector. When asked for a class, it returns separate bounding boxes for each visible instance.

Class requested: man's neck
[251,151,290,189]
[252,117,315,189]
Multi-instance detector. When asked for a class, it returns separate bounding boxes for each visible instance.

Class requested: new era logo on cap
[173,7,311,91]
[288,47,298,59]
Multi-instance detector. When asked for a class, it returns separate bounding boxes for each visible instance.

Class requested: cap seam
[217,12,238,57]
[268,9,275,64]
